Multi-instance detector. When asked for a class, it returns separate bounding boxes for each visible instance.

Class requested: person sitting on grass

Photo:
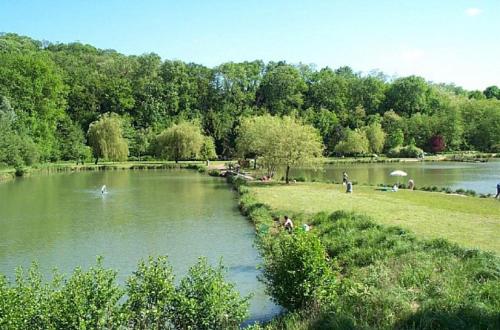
[346,181,353,193]
[261,175,272,182]
[284,215,294,232]
[392,184,399,192]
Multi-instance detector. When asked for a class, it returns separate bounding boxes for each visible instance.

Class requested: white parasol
[390,170,407,177]
[390,170,407,185]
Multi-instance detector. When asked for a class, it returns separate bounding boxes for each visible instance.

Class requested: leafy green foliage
[384,76,434,116]
[334,128,370,156]
[1,33,500,168]
[387,144,424,158]
[257,231,337,311]
[122,256,175,329]
[0,256,251,329]
[87,113,129,164]
[257,64,307,115]
[0,96,39,167]
[200,136,218,162]
[154,121,205,162]
[50,258,122,329]
[172,257,250,329]
[55,116,86,162]
[364,122,386,154]
[236,115,324,183]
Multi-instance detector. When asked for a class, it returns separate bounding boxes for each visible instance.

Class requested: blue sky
[1,0,499,90]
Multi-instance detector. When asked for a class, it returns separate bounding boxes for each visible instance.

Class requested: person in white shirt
[284,215,294,232]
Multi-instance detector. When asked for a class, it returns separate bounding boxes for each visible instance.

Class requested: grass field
[249,182,500,254]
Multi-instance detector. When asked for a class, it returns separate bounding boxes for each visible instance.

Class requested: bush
[387,145,424,158]
[121,256,175,329]
[208,169,221,177]
[257,231,337,311]
[50,258,122,329]
[0,257,251,329]
[171,257,250,329]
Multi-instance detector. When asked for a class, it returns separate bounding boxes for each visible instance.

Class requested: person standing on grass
[496,183,500,199]
[342,171,349,185]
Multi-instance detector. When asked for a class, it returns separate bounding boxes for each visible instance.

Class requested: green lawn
[249,182,500,254]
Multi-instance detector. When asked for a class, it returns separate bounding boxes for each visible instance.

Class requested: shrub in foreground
[0,256,250,329]
[121,256,176,329]
[172,258,250,329]
[257,231,337,311]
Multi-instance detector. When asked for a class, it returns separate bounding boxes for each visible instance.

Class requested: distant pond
[0,170,280,323]
[285,160,500,194]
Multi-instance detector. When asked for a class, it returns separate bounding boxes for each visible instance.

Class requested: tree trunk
[94,157,98,165]
[254,157,257,170]
[285,165,290,184]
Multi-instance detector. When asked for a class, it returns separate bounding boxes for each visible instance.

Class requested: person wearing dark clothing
[346,181,353,193]
[496,183,500,199]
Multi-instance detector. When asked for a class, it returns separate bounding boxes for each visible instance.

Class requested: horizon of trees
[1,33,499,168]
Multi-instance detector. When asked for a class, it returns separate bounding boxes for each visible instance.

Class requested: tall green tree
[154,121,205,162]
[306,68,350,121]
[334,128,370,156]
[0,50,66,160]
[364,122,386,154]
[199,136,217,165]
[236,115,323,183]
[384,76,432,116]
[257,64,307,115]
[0,95,39,167]
[55,116,86,162]
[87,113,129,164]
[483,85,500,100]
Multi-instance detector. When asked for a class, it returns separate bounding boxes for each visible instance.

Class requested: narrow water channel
[0,170,280,323]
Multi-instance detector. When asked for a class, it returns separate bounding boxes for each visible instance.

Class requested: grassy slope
[250,182,500,253]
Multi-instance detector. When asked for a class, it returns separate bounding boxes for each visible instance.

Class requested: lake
[0,170,280,323]
[286,160,500,194]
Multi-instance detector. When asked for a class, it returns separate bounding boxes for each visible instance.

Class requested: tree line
[1,33,499,168]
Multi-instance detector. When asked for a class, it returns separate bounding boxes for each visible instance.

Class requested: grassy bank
[248,182,500,254]
[233,179,500,329]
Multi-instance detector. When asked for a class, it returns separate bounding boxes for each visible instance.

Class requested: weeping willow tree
[87,113,128,164]
[155,121,208,163]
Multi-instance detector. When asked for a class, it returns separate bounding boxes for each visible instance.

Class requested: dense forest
[1,33,499,168]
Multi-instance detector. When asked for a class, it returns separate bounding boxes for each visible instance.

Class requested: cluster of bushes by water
[235,180,500,329]
[0,256,249,329]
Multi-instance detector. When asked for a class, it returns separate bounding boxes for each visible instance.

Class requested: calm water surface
[287,160,500,194]
[0,170,280,323]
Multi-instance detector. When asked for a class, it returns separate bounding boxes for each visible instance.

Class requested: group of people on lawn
[276,175,500,233]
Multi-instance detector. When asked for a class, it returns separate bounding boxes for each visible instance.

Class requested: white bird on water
[101,185,107,194]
